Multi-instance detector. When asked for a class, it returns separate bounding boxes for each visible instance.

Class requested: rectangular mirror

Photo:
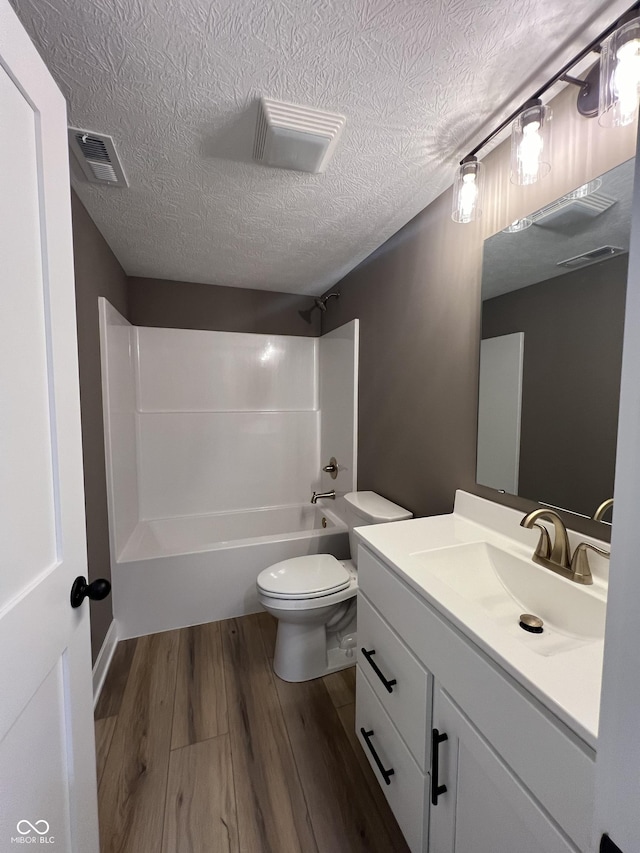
[476,158,634,522]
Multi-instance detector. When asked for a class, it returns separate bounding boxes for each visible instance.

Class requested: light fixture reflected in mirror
[599,15,640,127]
[451,155,484,223]
[502,218,533,233]
[510,99,552,185]
[565,178,603,199]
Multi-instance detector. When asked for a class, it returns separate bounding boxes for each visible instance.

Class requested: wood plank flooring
[95,614,410,853]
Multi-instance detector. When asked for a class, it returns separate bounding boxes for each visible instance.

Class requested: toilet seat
[257,554,351,600]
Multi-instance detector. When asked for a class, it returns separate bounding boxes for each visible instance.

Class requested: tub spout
[311,490,336,504]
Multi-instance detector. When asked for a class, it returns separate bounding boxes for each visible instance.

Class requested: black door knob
[70,576,111,608]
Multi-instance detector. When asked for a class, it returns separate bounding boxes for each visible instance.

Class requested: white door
[0,3,100,852]
[429,686,578,853]
[476,332,524,494]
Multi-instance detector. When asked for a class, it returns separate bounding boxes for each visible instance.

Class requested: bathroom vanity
[354,491,608,853]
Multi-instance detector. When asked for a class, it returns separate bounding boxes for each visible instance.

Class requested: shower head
[313,291,340,312]
[299,291,340,323]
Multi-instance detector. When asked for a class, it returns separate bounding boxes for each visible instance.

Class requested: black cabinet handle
[360,727,395,785]
[431,728,448,805]
[70,576,111,608]
[361,647,397,693]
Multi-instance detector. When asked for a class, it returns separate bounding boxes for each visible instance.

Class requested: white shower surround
[98,299,358,637]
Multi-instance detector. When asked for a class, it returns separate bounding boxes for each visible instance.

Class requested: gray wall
[317,85,635,540]
[321,191,481,519]
[128,276,321,336]
[71,191,129,662]
[482,255,627,518]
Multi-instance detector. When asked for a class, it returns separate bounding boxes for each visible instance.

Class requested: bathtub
[112,503,350,639]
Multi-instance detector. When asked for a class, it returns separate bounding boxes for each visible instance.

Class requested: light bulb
[510,101,552,186]
[518,121,543,183]
[459,173,478,220]
[613,38,640,125]
[451,157,484,223]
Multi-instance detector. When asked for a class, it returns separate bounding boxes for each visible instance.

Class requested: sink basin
[410,541,606,656]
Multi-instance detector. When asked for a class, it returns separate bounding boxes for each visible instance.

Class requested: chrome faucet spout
[311,490,336,504]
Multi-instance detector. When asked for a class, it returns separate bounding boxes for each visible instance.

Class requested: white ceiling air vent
[530,192,616,227]
[253,98,346,174]
[557,246,625,269]
[68,128,128,186]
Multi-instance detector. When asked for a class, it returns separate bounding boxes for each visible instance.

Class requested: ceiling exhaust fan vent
[68,128,128,186]
[253,98,346,174]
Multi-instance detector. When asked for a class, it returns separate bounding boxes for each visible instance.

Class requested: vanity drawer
[358,544,596,852]
[355,668,426,853]
[358,592,432,770]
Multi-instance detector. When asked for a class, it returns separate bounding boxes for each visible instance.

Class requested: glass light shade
[510,102,552,186]
[565,178,602,200]
[502,218,532,233]
[451,157,484,223]
[599,18,640,127]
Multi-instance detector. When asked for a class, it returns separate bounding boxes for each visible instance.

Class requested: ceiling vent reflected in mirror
[556,245,625,269]
[529,191,616,228]
[68,128,128,187]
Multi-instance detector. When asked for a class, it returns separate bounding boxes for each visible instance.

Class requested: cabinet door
[429,686,579,853]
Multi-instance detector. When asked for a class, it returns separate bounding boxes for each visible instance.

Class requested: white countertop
[355,490,609,750]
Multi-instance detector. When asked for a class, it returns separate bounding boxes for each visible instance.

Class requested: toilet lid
[257,554,351,599]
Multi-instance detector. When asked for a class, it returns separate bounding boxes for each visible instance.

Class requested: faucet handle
[570,542,608,585]
[322,457,339,479]
[531,523,552,561]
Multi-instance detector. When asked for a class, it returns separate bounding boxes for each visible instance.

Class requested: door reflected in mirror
[476,158,634,522]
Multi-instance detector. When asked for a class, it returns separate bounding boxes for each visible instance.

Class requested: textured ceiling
[482,157,634,299]
[12,0,633,295]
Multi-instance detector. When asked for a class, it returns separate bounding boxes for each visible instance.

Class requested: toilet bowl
[256,491,412,682]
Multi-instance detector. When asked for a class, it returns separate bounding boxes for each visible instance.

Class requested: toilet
[256,491,412,682]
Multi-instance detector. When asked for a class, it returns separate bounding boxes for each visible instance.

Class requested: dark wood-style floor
[94,613,410,853]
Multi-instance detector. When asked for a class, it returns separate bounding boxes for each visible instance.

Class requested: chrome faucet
[311,490,335,504]
[520,508,600,584]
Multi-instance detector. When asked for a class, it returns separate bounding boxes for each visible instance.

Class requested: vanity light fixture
[451,155,484,223]
[510,99,552,185]
[599,14,640,126]
[451,3,640,224]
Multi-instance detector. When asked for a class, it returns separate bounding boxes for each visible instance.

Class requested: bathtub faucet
[311,490,336,504]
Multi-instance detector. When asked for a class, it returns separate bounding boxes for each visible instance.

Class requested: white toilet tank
[343,491,412,566]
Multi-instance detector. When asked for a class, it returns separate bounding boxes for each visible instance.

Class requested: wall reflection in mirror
[476,158,634,522]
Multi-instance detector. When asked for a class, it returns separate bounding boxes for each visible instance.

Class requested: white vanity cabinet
[430,686,579,853]
[356,543,595,853]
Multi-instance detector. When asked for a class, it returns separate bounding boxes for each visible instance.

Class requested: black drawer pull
[361,647,397,693]
[431,728,448,805]
[360,727,395,785]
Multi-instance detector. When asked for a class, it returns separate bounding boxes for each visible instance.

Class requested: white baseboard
[92,619,119,708]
